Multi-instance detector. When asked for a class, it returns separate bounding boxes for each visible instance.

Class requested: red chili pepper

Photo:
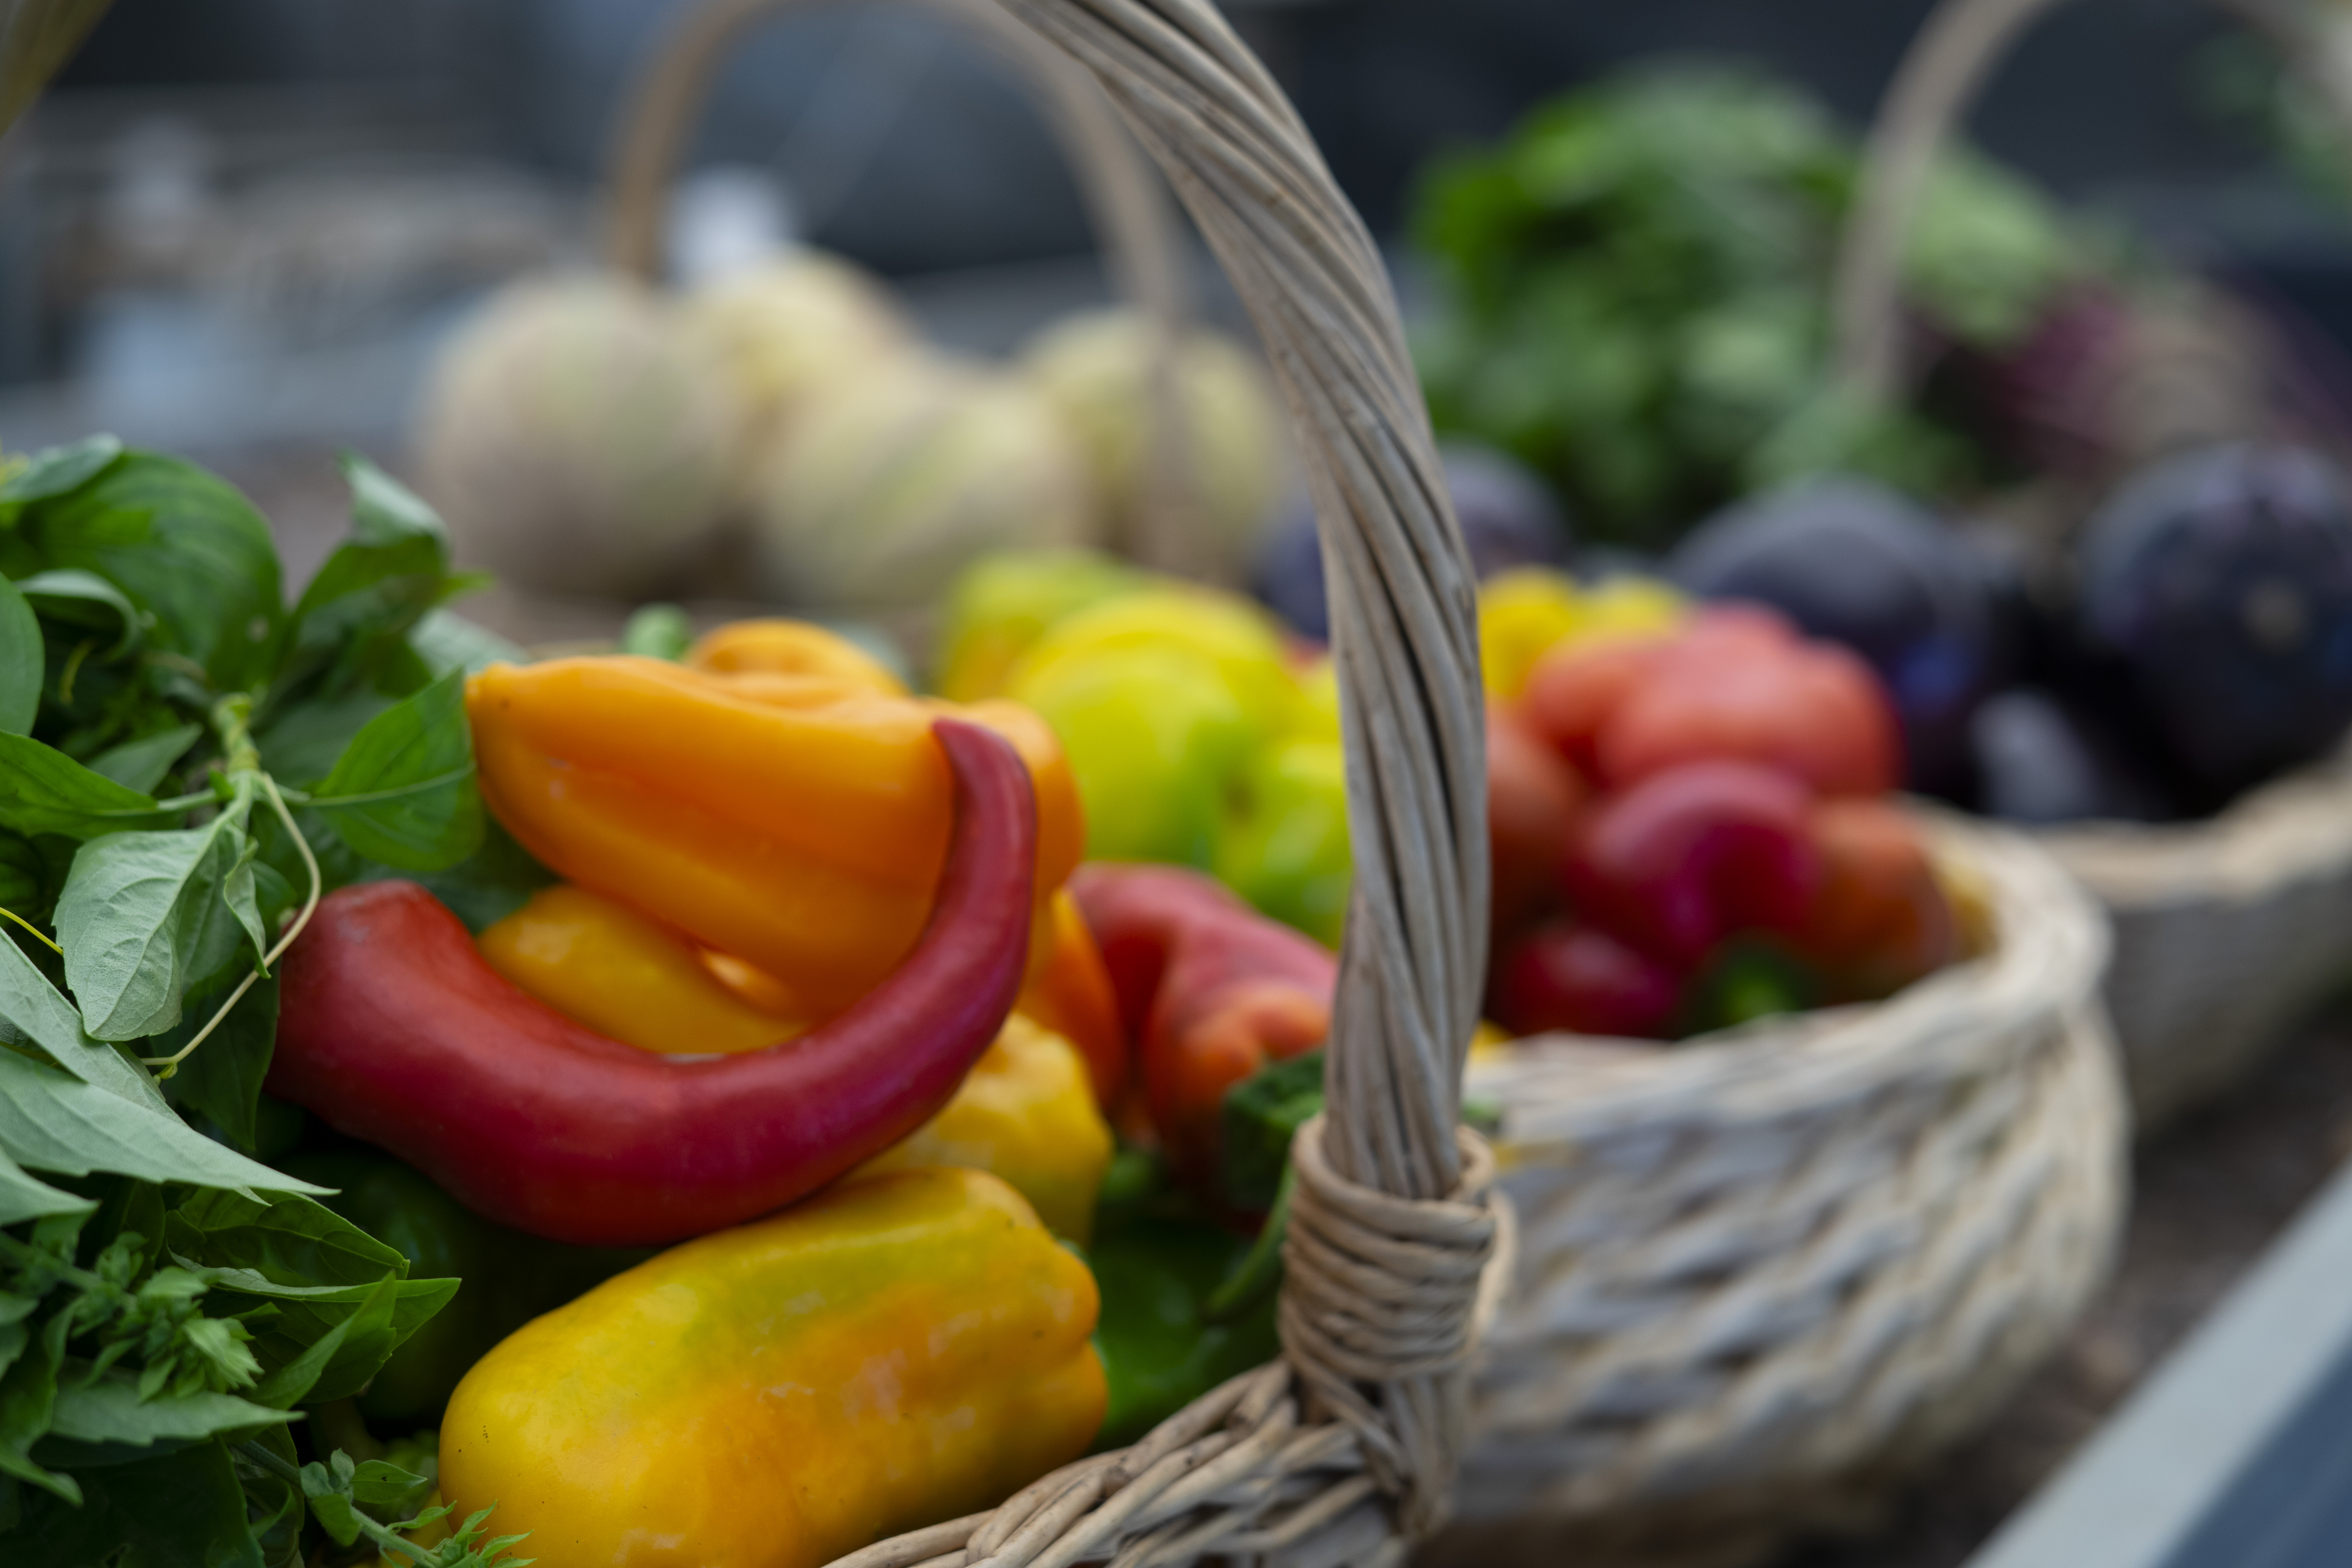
[1489,919,1680,1038]
[267,719,1036,1247]
[1562,760,1822,969]
[1784,797,1959,1002]
[1071,864,1335,1198]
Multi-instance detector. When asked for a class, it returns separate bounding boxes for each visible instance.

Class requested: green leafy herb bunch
[0,435,532,1566]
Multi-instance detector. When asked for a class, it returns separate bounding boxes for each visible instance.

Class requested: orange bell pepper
[467,656,1082,1014]
[1014,890,1126,1107]
[685,617,908,693]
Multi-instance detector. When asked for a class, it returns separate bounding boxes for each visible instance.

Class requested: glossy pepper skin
[1563,760,1823,969]
[686,617,909,693]
[467,656,1081,1014]
[1014,890,1127,1107]
[441,1168,1105,1568]
[1073,864,1334,1198]
[472,883,1109,1239]
[477,883,806,1054]
[268,718,1036,1246]
[858,1015,1112,1242]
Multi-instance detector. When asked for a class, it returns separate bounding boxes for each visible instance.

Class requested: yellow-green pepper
[440,1168,1104,1568]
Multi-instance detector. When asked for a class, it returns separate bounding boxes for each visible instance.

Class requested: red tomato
[1598,637,1900,795]
[1486,702,1586,943]
[1489,920,1681,1039]
[1563,760,1822,967]
[1519,633,1671,778]
[1786,797,1959,1001]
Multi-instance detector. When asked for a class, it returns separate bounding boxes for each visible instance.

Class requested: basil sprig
[0,437,533,1565]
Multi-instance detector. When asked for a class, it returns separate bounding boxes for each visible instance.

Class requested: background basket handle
[1833,0,2351,408]
[604,0,1215,576]
[1828,0,2074,406]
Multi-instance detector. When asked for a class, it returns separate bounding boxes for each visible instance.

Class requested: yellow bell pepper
[477,884,808,1053]
[440,1167,1105,1568]
[859,1014,1111,1242]
[467,656,1083,1014]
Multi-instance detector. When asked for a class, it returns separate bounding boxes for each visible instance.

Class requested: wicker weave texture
[1435,818,2123,1563]
[799,3,1504,1566]
[2034,751,2352,1129]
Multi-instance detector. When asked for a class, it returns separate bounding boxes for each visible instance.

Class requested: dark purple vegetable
[1668,477,2009,794]
[2075,442,2352,803]
[1969,688,2180,824]
[1255,441,1570,639]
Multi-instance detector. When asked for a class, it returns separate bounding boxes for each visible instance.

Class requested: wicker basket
[1830,0,2352,1132]
[780,5,1509,1568]
[1435,813,2124,1568]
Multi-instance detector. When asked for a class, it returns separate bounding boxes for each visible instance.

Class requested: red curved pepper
[267,719,1036,1247]
[1072,864,1335,1198]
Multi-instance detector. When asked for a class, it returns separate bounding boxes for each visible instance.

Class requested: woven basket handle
[814,2,1497,1561]
[603,0,1219,575]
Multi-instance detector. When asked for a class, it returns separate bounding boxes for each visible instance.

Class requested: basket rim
[2025,746,2352,906]
[1468,810,2109,1144]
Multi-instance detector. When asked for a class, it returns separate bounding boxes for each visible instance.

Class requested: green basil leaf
[219,837,267,967]
[243,1275,379,1410]
[308,669,481,873]
[0,828,43,915]
[350,1457,432,1513]
[159,970,278,1155]
[0,731,183,838]
[0,923,169,1109]
[165,1188,409,1288]
[0,1147,93,1227]
[245,1271,418,1409]
[372,815,554,933]
[252,692,392,788]
[0,1311,74,1503]
[25,452,283,689]
[45,1373,287,1448]
[301,1451,365,1547]
[280,456,456,702]
[341,452,446,548]
[0,1047,325,1198]
[84,720,200,794]
[71,1440,267,1568]
[410,606,523,679]
[18,566,144,659]
[0,435,120,505]
[199,1271,456,1407]
[56,806,252,1040]
[0,575,38,738]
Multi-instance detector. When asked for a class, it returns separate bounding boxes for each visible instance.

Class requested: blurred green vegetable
[1411,62,2105,545]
